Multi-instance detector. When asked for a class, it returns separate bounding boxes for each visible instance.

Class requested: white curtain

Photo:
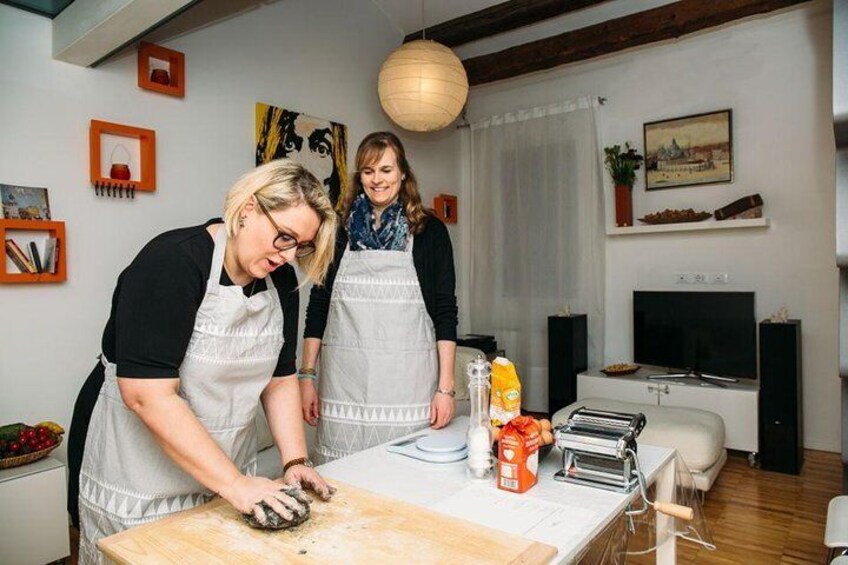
[468,97,606,411]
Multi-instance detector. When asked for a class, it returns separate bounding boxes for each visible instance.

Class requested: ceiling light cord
[421,0,426,40]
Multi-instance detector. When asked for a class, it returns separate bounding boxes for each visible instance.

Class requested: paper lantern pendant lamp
[378,40,469,132]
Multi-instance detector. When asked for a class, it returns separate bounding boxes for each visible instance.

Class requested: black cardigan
[304,215,458,342]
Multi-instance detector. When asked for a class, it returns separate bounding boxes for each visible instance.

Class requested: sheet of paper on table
[432,483,606,537]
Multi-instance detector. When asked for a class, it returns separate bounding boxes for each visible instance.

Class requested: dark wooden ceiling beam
[403,0,611,47]
[463,0,813,86]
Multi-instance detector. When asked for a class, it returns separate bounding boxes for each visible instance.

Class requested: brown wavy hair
[337,131,431,235]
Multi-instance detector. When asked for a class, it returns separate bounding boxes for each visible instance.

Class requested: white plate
[416,431,467,453]
[386,433,468,463]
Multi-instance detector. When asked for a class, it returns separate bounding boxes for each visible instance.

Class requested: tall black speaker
[759,319,803,474]
[548,314,587,415]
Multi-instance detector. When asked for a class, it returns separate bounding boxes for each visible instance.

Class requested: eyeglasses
[255,199,316,258]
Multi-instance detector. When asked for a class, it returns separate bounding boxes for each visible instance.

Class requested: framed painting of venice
[255,102,348,204]
[644,109,733,190]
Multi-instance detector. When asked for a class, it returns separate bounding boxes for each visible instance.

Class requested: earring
[238,215,246,228]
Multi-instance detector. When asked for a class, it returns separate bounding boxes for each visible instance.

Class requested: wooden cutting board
[98,481,557,564]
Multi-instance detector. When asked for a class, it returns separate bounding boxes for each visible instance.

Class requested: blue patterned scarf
[347,193,409,251]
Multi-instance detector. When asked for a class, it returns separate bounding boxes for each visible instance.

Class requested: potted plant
[604,143,644,227]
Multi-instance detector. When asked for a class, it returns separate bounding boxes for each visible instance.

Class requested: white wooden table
[318,416,677,564]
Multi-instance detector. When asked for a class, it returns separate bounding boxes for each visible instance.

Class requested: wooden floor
[628,449,844,564]
[67,449,843,565]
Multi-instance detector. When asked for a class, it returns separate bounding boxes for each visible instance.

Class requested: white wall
[5,0,836,456]
[465,2,840,451]
[0,0,463,461]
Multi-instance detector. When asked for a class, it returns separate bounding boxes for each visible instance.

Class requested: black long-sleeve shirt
[304,215,458,342]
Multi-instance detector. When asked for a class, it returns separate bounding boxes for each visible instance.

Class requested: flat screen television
[633,291,757,380]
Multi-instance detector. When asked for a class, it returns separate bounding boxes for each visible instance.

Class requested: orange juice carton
[497,415,540,493]
[490,357,521,426]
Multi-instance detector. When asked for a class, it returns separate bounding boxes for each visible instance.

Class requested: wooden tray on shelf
[601,364,641,376]
[638,209,711,224]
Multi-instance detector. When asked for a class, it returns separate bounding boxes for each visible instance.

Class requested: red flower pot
[150,69,171,86]
[110,164,131,180]
[614,184,633,227]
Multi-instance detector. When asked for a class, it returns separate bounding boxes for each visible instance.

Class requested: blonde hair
[224,160,337,286]
[337,131,431,235]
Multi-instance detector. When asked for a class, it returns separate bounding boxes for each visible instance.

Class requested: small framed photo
[1,184,51,220]
[644,109,733,190]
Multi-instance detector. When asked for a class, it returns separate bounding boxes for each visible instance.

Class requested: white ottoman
[552,397,727,492]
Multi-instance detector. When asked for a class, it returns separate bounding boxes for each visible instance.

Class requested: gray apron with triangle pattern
[315,238,438,463]
[78,227,284,564]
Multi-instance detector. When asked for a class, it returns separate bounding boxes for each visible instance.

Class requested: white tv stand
[577,366,759,453]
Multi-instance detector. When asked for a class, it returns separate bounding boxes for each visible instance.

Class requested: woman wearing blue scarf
[299,132,458,463]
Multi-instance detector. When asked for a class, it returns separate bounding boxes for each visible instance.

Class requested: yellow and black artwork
[255,102,348,203]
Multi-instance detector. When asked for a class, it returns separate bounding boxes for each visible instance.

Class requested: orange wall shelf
[434,194,458,224]
[138,41,185,98]
[90,120,156,193]
[0,219,67,283]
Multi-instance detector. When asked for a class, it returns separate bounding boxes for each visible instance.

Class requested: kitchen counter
[99,417,677,564]
[319,416,677,564]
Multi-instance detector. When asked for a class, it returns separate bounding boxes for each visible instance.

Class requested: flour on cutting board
[177,491,371,559]
[101,481,559,564]
[432,484,605,538]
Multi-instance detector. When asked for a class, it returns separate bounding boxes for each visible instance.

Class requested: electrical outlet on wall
[711,273,729,284]
[693,273,706,284]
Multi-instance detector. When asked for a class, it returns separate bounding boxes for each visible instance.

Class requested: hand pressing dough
[242,485,312,530]
[243,502,310,530]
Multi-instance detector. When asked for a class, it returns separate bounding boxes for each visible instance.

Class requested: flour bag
[490,357,521,426]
